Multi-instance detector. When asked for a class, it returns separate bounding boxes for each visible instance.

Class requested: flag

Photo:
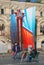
[22,7,36,49]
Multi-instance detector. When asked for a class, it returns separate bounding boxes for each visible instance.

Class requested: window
[42,41,44,44]
[11,9,14,14]
[0,24,5,36]
[2,24,5,30]
[40,11,42,17]
[40,25,44,35]
[40,25,42,32]
[43,26,44,34]
[1,9,4,14]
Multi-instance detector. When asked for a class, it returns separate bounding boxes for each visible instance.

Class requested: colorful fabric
[10,7,36,49]
[22,7,36,49]
[10,14,17,43]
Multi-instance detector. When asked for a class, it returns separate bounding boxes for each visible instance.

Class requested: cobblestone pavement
[0,51,44,65]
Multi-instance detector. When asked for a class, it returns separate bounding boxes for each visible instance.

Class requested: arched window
[43,26,44,34]
[42,41,44,44]
[0,24,5,36]
[40,11,42,17]
[2,24,5,30]
[40,25,43,32]
[41,41,44,50]
[40,22,44,35]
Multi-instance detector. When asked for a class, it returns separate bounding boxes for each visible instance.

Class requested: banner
[22,7,36,49]
[10,7,36,49]
[10,14,17,44]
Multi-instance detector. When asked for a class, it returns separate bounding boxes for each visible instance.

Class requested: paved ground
[0,51,44,65]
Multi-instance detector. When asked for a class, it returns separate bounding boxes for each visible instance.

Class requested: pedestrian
[11,44,15,57]
[14,43,17,59]
[25,45,32,62]
[16,43,21,59]
[17,43,20,53]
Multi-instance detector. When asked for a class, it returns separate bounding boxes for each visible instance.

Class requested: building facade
[0,0,44,49]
